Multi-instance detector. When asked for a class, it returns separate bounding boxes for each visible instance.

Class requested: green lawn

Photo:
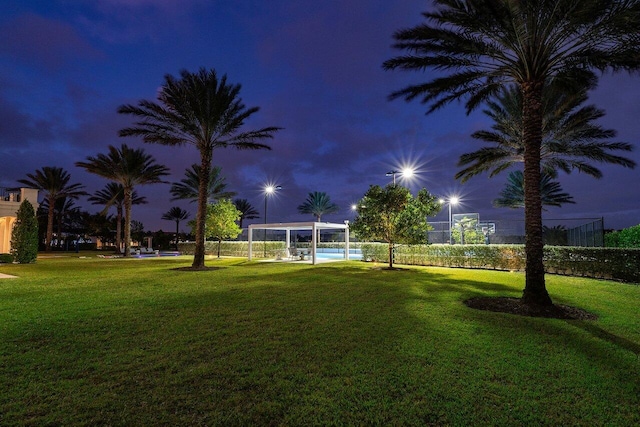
[1,255,638,425]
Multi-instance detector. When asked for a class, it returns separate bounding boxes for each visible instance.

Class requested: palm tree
[118,68,280,269]
[39,196,75,249]
[233,198,259,229]
[383,0,640,306]
[161,207,190,250]
[297,192,339,221]
[456,83,635,182]
[170,164,236,203]
[76,144,169,257]
[88,182,148,253]
[493,171,575,209]
[18,166,87,252]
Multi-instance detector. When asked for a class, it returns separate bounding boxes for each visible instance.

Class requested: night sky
[2,0,639,233]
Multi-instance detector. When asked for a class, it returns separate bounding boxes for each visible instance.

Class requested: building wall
[0,188,39,254]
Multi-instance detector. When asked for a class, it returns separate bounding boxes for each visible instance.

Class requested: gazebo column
[286,229,290,253]
[345,225,350,260]
[312,223,317,265]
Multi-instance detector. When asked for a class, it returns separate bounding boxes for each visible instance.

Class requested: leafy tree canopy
[189,199,241,258]
[351,185,441,268]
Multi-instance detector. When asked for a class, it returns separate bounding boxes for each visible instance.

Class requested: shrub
[359,243,639,283]
[10,200,39,263]
[0,253,13,263]
[606,224,640,248]
[178,241,285,258]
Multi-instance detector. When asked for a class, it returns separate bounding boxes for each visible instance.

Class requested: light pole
[263,185,281,257]
[386,167,414,185]
[440,197,459,244]
[448,197,459,244]
[386,170,399,185]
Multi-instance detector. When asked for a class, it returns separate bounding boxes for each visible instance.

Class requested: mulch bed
[464,296,598,320]
[171,266,223,272]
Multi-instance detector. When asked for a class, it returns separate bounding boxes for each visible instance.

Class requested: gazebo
[247,221,350,265]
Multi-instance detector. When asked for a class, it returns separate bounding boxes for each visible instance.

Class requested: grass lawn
[1,255,638,425]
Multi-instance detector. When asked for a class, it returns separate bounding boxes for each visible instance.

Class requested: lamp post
[448,197,459,244]
[386,167,414,185]
[263,185,281,257]
[440,197,459,244]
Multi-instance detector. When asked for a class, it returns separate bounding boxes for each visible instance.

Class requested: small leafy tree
[11,200,39,263]
[605,224,640,248]
[190,199,242,258]
[351,185,441,268]
[452,216,482,245]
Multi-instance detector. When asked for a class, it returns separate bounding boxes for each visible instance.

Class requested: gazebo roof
[248,221,349,231]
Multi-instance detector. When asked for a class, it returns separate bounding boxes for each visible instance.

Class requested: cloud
[0,94,55,147]
[0,13,102,70]
[75,0,209,44]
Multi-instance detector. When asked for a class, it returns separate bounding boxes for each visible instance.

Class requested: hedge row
[178,241,348,257]
[177,241,639,283]
[361,243,640,283]
[178,241,286,258]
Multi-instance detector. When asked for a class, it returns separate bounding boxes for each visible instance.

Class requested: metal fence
[428,217,604,247]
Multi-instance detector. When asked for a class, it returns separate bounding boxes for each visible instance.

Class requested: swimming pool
[312,250,362,260]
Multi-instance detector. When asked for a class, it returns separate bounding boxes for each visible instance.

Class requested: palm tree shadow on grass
[464,296,597,320]
[363,264,597,320]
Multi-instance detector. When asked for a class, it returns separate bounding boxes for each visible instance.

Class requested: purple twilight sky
[1,0,639,233]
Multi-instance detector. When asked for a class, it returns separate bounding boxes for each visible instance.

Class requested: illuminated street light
[386,167,415,185]
[263,185,282,256]
[440,196,459,244]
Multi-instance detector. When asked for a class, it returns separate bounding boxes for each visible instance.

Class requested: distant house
[0,188,39,253]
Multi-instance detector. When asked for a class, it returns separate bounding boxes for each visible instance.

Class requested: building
[0,188,39,253]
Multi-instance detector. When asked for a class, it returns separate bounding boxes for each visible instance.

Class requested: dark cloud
[0,13,103,69]
[0,94,55,147]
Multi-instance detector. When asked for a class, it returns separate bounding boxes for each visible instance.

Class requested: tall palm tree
[18,166,87,252]
[118,68,280,269]
[76,144,169,257]
[233,198,259,229]
[170,164,236,203]
[161,207,190,250]
[493,170,575,209]
[39,196,79,249]
[297,192,339,221]
[88,182,148,253]
[383,0,640,306]
[456,83,635,182]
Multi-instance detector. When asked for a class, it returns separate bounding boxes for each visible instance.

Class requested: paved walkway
[0,273,18,279]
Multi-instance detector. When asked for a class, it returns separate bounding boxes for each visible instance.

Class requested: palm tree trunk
[46,195,55,252]
[123,188,132,257]
[521,80,552,306]
[175,220,180,251]
[388,243,393,269]
[56,213,63,250]
[116,206,123,254]
[192,151,212,268]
